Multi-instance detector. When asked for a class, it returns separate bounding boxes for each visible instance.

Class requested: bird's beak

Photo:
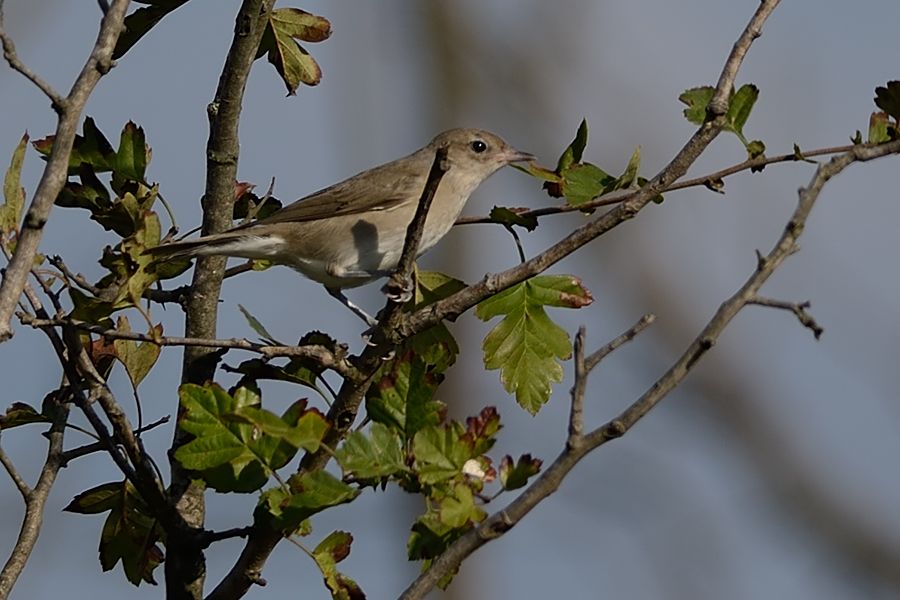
[503,148,535,163]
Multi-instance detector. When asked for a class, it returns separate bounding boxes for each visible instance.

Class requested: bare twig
[59,416,171,466]
[0,390,69,598]
[0,447,31,498]
[16,314,357,379]
[455,144,856,226]
[380,146,450,328]
[0,0,131,342]
[0,2,67,109]
[748,296,823,339]
[199,526,254,549]
[584,313,656,372]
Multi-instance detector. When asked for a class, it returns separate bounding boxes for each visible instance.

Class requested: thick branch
[0,0,130,342]
[171,2,276,598]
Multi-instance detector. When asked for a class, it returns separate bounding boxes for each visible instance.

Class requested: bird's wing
[245,162,422,227]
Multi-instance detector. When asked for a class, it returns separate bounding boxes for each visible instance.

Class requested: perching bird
[145,128,533,324]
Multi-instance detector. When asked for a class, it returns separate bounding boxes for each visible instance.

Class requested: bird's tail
[143,231,252,261]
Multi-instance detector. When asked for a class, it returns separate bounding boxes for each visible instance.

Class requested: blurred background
[2,1,900,598]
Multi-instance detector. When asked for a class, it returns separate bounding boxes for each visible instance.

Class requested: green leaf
[489,206,538,232]
[556,118,588,172]
[874,80,900,121]
[366,352,444,441]
[113,0,190,59]
[461,406,501,456]
[313,531,364,600]
[259,8,331,95]
[499,454,543,491]
[1,133,28,233]
[412,423,471,485]
[336,422,407,482]
[439,483,485,528]
[559,162,614,206]
[616,146,641,189]
[869,111,891,144]
[63,481,123,514]
[476,275,592,414]
[67,480,163,586]
[174,383,320,492]
[679,86,715,124]
[0,402,52,429]
[115,121,150,181]
[726,84,759,138]
[34,117,117,174]
[263,471,359,531]
[112,316,162,389]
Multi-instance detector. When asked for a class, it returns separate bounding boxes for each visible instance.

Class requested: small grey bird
[146,128,533,324]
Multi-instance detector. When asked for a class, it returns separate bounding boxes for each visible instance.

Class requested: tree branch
[171,2,276,598]
[0,0,130,342]
[747,296,823,339]
[0,2,67,109]
[16,315,358,380]
[454,144,856,226]
[0,390,69,598]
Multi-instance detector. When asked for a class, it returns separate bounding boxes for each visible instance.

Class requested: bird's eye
[470,139,487,153]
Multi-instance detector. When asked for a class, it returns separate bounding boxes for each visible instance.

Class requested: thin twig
[454,144,855,226]
[59,416,171,466]
[0,2,67,109]
[0,0,131,342]
[16,314,357,379]
[584,313,656,372]
[748,295,823,339]
[199,526,254,549]
[0,447,31,498]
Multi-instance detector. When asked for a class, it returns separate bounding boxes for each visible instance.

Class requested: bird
[145,128,533,325]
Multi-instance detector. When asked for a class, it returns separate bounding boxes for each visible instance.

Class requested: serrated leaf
[1,133,28,233]
[34,117,117,174]
[476,275,592,414]
[175,383,312,492]
[679,86,715,125]
[0,402,52,429]
[412,423,471,485]
[499,454,543,491]
[511,162,560,182]
[263,471,359,531]
[115,121,150,181]
[259,8,331,95]
[556,118,588,172]
[726,84,759,137]
[336,422,407,482]
[68,480,163,586]
[560,162,613,206]
[439,483,485,528]
[366,352,444,441]
[313,531,364,600]
[874,80,900,121]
